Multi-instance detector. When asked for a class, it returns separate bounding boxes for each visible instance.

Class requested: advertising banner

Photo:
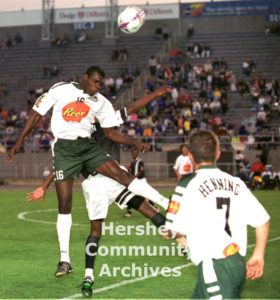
[182,0,279,18]
[56,4,178,24]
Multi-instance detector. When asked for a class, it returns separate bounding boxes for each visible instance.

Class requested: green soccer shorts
[53,137,114,182]
[192,253,246,299]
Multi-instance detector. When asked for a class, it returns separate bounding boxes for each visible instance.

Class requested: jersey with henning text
[32,82,121,140]
[166,165,270,265]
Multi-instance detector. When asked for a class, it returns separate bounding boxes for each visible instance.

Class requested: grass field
[0,189,279,299]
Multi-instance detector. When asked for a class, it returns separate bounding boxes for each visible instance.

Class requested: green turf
[0,189,279,299]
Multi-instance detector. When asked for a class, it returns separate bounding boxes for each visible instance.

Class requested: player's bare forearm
[6,110,42,162]
[126,85,172,115]
[246,220,269,280]
[103,127,150,152]
[254,220,269,255]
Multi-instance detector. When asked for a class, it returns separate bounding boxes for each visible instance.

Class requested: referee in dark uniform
[125,147,146,217]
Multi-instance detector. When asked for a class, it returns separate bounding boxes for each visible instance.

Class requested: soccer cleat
[82,276,94,297]
[55,261,73,277]
[123,212,133,218]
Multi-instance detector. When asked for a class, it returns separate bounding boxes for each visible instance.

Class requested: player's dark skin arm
[102,127,150,152]
[126,85,172,115]
[6,110,42,162]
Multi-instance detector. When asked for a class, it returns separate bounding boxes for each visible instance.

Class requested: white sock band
[57,213,72,263]
[128,178,169,210]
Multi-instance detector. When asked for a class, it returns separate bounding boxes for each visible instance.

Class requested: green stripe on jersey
[174,191,183,197]
[166,218,173,224]
[178,173,197,188]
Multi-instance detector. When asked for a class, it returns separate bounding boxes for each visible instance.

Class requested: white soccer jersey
[173,154,193,175]
[272,171,280,179]
[32,82,122,139]
[166,165,270,265]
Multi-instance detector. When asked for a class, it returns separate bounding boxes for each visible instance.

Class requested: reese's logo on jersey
[62,102,90,123]
[223,243,240,257]
[168,200,180,215]
[183,164,191,172]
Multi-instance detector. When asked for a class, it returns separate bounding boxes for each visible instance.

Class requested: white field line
[59,236,280,300]
[17,208,88,226]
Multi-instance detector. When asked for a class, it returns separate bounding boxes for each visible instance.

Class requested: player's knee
[127,196,145,210]
[151,212,166,228]
[58,201,72,214]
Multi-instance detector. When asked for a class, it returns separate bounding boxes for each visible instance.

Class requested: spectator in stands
[162,24,170,40]
[115,74,124,91]
[201,43,210,58]
[272,167,280,190]
[242,59,251,76]
[261,166,272,189]
[62,34,70,47]
[13,32,22,45]
[210,98,221,114]
[145,77,155,93]
[35,86,44,98]
[238,122,248,141]
[50,64,60,77]
[143,125,153,144]
[54,35,62,47]
[187,24,194,38]
[167,48,177,63]
[247,133,255,150]
[43,65,51,78]
[127,124,136,138]
[237,166,248,184]
[234,150,244,172]
[149,55,157,76]
[186,43,194,58]
[0,84,7,97]
[111,47,119,61]
[76,31,87,43]
[220,58,227,70]
[250,155,264,181]
[256,107,268,128]
[193,43,202,58]
[190,115,199,130]
[192,99,201,116]
[248,57,256,73]
[119,46,128,61]
[155,25,163,40]
[176,48,184,63]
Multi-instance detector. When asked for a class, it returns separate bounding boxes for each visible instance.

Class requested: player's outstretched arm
[6,110,42,163]
[27,172,55,204]
[103,127,150,152]
[246,220,269,280]
[126,85,172,116]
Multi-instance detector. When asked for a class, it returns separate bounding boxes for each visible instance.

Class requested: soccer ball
[118,6,145,34]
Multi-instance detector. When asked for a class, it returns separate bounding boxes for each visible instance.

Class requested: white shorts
[82,168,136,220]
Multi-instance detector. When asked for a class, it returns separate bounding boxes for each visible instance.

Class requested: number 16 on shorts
[55,170,64,181]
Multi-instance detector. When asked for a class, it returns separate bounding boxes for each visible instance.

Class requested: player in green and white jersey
[7,66,170,277]
[165,129,270,299]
